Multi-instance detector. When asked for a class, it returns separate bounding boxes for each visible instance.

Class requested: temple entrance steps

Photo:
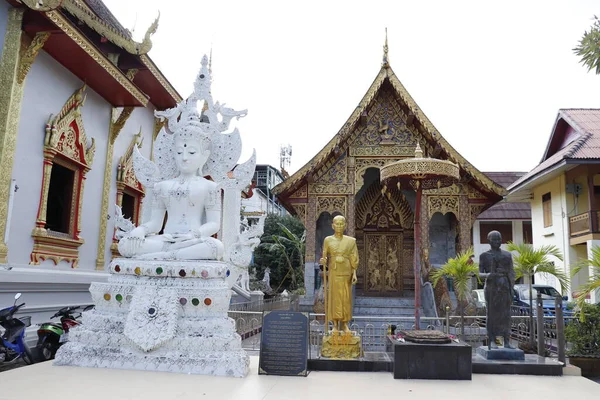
[353,296,415,316]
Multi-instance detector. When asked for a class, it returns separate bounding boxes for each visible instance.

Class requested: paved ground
[2,354,600,384]
[0,357,599,400]
[0,358,26,373]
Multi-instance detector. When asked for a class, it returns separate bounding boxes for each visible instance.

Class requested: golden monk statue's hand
[351,272,357,285]
[319,257,326,265]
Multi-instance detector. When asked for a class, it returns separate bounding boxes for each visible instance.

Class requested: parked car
[512,284,570,316]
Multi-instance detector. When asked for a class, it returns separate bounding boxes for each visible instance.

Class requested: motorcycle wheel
[22,344,35,365]
[38,341,55,361]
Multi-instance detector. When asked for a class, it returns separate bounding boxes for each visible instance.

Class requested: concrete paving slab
[0,356,598,400]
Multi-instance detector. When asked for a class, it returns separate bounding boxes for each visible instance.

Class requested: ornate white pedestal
[54,258,249,377]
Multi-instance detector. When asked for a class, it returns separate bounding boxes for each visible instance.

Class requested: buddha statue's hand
[171,233,195,241]
[168,230,205,250]
[170,237,203,250]
[119,226,146,257]
[129,226,146,240]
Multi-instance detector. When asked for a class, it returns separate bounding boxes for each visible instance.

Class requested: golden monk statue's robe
[322,235,359,323]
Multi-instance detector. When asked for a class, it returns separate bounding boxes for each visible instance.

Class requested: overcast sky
[104,0,600,175]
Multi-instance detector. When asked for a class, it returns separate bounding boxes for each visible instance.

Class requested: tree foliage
[253,214,306,292]
[431,248,479,336]
[574,16,600,75]
[506,242,568,293]
[431,248,479,305]
[571,245,600,321]
[565,302,600,356]
[506,242,567,346]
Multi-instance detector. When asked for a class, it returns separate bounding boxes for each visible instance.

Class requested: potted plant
[565,302,600,377]
[431,248,479,337]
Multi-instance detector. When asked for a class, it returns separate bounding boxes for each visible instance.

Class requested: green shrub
[565,303,600,356]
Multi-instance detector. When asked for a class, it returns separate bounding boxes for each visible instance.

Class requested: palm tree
[431,248,479,337]
[506,242,568,346]
[571,245,600,321]
[574,16,600,75]
[261,223,306,292]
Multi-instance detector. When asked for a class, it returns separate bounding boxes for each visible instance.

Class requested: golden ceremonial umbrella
[380,144,459,329]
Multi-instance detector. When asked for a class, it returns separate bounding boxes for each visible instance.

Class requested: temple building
[0,0,180,334]
[273,42,507,312]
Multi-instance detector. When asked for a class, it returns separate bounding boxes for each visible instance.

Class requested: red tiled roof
[479,172,530,220]
[483,172,525,188]
[508,109,600,192]
[477,202,531,220]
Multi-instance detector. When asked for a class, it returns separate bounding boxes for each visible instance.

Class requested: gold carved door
[363,233,402,296]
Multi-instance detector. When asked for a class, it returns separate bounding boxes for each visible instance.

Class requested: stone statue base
[321,332,361,359]
[476,346,525,360]
[54,258,249,377]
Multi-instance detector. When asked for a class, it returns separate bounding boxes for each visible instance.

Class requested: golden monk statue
[319,215,359,333]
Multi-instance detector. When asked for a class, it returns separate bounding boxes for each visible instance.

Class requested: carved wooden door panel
[363,233,402,296]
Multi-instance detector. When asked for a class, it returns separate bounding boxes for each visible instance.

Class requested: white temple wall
[0,7,170,347]
[103,106,156,266]
[8,50,88,266]
[1,49,115,343]
[77,89,111,271]
[0,2,10,61]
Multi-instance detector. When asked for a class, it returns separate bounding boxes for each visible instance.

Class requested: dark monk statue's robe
[479,249,515,339]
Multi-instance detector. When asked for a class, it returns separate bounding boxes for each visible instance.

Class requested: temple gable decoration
[31,85,95,268]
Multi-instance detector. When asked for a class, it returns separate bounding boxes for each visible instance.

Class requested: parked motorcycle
[0,293,34,365]
[36,305,91,361]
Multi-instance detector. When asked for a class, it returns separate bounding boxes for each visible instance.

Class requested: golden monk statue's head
[332,215,346,235]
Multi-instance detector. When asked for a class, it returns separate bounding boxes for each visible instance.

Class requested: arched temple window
[31,85,95,268]
[110,130,145,258]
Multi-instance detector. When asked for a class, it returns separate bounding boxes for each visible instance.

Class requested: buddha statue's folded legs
[118,235,224,260]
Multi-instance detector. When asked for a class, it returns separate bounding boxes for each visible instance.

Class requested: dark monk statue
[479,230,515,349]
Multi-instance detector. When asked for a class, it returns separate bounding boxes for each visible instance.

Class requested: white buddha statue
[114,55,256,264]
[56,54,261,378]
[118,111,223,260]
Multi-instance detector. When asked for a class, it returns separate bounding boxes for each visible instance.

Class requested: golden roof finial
[382,27,389,68]
[414,142,423,158]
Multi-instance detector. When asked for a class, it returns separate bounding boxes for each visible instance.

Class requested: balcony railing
[569,210,600,237]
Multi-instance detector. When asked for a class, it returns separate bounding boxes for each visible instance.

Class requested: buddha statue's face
[332,216,346,235]
[174,138,210,175]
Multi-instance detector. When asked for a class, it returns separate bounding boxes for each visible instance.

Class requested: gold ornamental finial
[414,143,423,158]
[136,12,160,55]
[382,28,389,68]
